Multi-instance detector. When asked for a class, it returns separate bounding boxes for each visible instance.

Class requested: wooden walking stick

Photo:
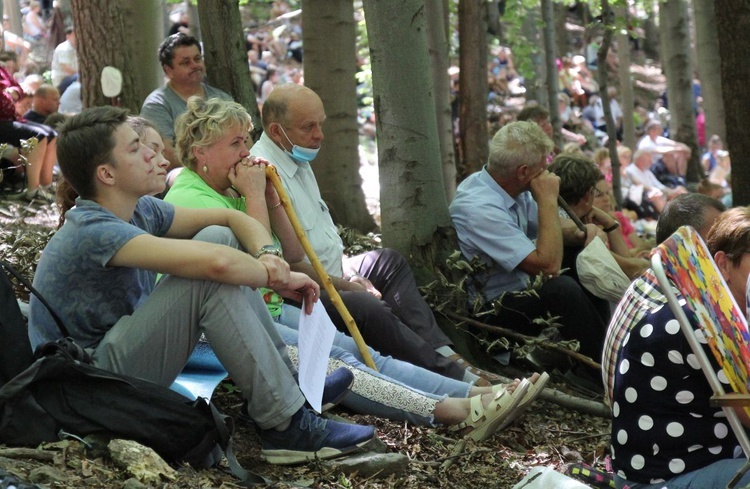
[265,165,378,371]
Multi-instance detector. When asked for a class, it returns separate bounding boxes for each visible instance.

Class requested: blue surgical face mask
[278,125,320,163]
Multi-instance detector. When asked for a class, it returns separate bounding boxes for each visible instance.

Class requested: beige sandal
[450,378,530,442]
[495,372,549,430]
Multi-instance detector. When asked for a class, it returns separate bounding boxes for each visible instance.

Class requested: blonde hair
[174,96,252,171]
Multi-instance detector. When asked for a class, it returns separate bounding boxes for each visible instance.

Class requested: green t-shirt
[164,168,284,318]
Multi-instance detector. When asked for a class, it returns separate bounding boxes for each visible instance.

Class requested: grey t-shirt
[140,83,233,141]
[28,196,175,349]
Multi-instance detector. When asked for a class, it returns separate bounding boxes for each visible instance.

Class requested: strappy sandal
[494,372,549,430]
[450,378,530,442]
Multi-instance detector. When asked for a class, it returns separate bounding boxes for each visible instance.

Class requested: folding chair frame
[652,226,750,489]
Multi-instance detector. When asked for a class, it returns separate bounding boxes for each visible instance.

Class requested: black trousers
[320,248,465,381]
[478,274,606,362]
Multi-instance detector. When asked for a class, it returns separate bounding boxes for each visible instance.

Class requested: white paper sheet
[297,299,336,413]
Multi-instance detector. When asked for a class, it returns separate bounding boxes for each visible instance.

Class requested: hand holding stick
[265,165,378,371]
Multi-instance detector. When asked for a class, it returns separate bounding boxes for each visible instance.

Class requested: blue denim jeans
[276,304,472,426]
[615,457,750,489]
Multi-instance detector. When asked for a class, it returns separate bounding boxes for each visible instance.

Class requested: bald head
[261,83,320,131]
[262,83,326,154]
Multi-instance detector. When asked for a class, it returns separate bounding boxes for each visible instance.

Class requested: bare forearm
[534,200,564,273]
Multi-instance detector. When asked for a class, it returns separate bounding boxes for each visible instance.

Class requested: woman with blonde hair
[164,96,548,439]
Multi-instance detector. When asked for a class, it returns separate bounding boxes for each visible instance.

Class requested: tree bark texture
[522,7,544,106]
[119,0,163,108]
[554,2,568,57]
[301,0,375,233]
[659,0,701,183]
[598,0,622,206]
[457,0,489,178]
[642,4,660,62]
[362,0,451,256]
[70,0,139,113]
[615,6,636,152]
[424,0,457,203]
[197,0,260,138]
[541,0,561,147]
[692,0,726,144]
[715,0,750,206]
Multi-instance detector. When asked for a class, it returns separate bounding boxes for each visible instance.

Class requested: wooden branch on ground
[0,447,55,461]
[445,311,601,371]
[494,373,611,418]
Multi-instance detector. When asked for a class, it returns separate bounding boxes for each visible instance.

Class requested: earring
[202,165,208,174]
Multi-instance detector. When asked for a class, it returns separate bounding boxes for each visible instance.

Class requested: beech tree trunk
[542,0,561,147]
[715,1,750,205]
[615,6,636,152]
[302,0,375,232]
[522,7,544,105]
[660,0,701,183]
[119,1,163,108]
[424,0,457,203]
[692,0,726,143]
[70,0,139,113]
[457,0,488,178]
[362,0,451,257]
[197,0,260,137]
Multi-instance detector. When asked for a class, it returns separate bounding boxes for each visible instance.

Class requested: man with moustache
[141,33,232,168]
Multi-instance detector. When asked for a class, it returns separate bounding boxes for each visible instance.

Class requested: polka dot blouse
[610,297,739,484]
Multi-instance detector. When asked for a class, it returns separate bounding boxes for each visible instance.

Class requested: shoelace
[298,409,328,432]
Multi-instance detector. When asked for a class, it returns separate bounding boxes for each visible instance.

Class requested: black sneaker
[258,406,376,465]
[319,367,354,412]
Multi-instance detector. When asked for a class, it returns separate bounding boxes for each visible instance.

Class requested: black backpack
[0,260,266,485]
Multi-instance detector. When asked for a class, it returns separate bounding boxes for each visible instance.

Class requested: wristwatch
[254,244,283,259]
[603,221,621,233]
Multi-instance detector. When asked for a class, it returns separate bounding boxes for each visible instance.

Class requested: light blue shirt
[449,167,538,302]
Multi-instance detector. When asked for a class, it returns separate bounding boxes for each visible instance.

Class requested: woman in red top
[0,64,57,202]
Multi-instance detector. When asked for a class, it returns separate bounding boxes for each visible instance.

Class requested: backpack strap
[0,260,70,337]
[207,401,269,486]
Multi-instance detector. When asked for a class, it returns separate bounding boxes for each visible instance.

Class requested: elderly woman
[549,154,649,281]
[163,96,547,440]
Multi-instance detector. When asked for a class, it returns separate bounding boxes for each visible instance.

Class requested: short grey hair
[488,121,554,179]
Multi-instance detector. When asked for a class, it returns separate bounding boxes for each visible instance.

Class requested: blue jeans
[615,458,750,489]
[276,304,472,426]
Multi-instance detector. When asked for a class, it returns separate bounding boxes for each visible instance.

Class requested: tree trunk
[119,0,163,109]
[70,0,139,113]
[424,0,456,203]
[642,4,660,62]
[541,0,561,147]
[692,0,726,143]
[301,0,375,233]
[3,0,21,38]
[457,0,488,178]
[188,1,201,42]
[715,1,750,206]
[521,8,543,104]
[615,6,636,153]
[362,0,451,258]
[598,0,622,206]
[554,2,568,58]
[660,0,701,183]
[196,0,260,138]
